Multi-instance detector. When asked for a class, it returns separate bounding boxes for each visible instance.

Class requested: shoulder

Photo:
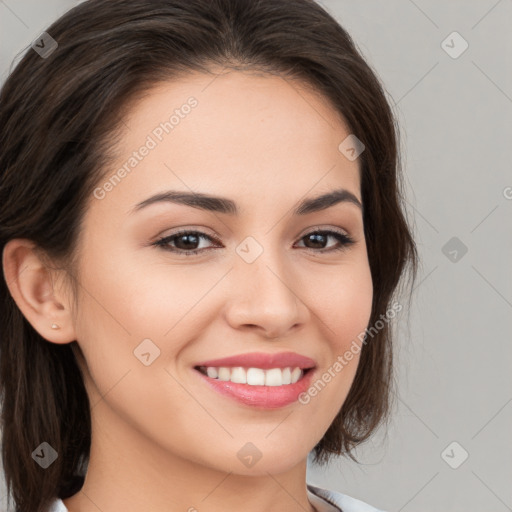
[307,483,388,512]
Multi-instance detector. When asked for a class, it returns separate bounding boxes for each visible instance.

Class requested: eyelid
[152,225,218,242]
[152,225,356,256]
[154,224,351,243]
[299,224,350,238]
[154,228,221,246]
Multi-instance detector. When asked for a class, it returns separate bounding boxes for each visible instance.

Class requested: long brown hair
[0,0,418,510]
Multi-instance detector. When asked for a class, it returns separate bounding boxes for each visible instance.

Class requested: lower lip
[194,368,315,409]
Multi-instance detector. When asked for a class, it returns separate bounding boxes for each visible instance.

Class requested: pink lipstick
[193,351,316,409]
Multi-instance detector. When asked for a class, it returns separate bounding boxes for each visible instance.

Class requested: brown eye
[296,230,355,252]
[152,228,355,256]
[153,230,219,256]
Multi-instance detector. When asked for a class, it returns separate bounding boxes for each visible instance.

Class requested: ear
[2,238,77,344]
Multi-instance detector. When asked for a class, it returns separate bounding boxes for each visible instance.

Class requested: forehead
[90,70,361,218]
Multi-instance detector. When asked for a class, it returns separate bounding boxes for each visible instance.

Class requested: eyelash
[152,229,355,256]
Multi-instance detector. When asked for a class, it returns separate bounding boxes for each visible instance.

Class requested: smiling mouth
[194,365,313,386]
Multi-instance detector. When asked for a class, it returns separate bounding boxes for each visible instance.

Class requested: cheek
[72,259,206,439]
[72,247,226,388]
[296,261,373,418]
[74,239,211,337]
[307,261,374,349]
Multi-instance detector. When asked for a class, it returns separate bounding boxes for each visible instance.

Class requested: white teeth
[247,368,265,385]
[265,368,283,386]
[291,367,302,384]
[230,366,246,384]
[282,367,292,384]
[217,367,231,381]
[206,367,218,379]
[199,366,306,386]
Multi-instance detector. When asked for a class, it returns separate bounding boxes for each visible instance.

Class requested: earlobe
[2,238,76,344]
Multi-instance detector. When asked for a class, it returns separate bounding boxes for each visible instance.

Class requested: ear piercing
[51,323,61,330]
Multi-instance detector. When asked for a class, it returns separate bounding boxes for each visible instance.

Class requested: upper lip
[194,351,317,370]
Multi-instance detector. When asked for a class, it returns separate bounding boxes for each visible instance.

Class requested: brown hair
[0,0,418,510]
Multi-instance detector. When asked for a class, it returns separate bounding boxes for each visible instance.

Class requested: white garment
[47,483,386,512]
[307,483,387,511]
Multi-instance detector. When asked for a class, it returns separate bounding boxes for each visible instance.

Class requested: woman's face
[70,70,373,476]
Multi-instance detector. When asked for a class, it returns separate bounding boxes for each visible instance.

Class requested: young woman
[0,1,418,511]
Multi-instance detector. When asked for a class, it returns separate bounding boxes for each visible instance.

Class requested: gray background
[1,1,511,511]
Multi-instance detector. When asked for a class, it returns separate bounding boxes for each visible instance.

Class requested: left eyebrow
[129,187,362,216]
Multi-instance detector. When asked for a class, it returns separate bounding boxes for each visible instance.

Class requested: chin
[218,441,309,476]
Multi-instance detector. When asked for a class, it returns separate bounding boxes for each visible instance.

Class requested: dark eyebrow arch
[130,188,362,216]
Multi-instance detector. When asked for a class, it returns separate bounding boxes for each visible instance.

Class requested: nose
[224,249,308,339]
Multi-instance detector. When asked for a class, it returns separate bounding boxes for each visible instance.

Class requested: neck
[62,402,316,512]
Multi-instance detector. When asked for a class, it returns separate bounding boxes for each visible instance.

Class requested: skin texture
[3,70,373,512]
